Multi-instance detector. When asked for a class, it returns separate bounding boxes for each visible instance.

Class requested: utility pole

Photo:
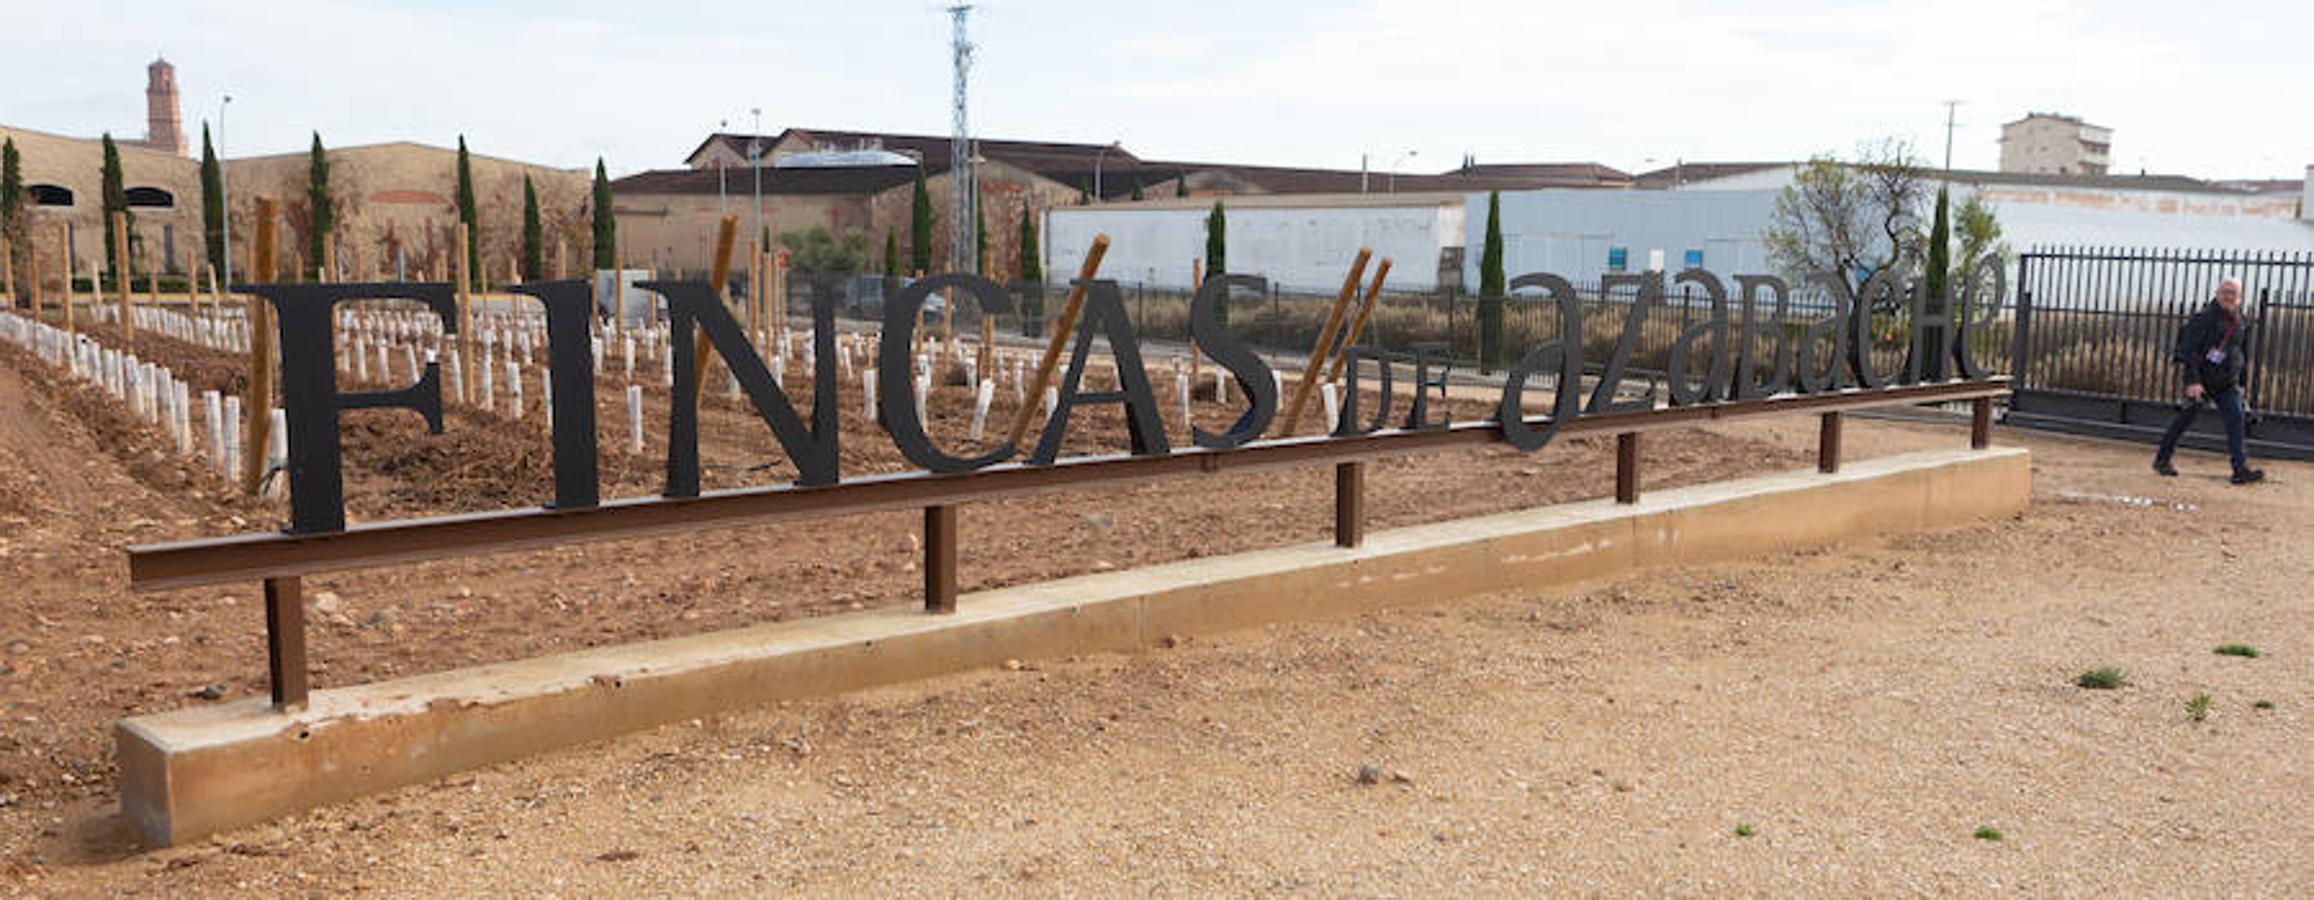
[948,4,975,274]
[1943,100,1961,172]
[716,118,729,215]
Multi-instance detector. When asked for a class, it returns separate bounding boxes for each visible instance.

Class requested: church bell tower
[145,56,186,157]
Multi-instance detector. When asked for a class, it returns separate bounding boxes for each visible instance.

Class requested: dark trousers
[2156,383,2249,471]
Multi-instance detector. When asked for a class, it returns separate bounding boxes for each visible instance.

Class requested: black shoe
[2231,468,2265,485]
[2153,459,2178,477]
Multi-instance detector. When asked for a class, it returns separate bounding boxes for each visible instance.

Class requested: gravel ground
[4,414,2304,896]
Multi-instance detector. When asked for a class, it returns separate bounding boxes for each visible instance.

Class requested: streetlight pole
[1387,150,1417,194]
[749,107,763,249]
[218,95,232,284]
[1093,141,1118,202]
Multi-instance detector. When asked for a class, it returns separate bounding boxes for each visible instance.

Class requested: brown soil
[2,314,2303,894]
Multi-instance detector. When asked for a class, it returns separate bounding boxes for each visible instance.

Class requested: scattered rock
[3,640,28,654]
[1354,764,1410,785]
[595,849,641,863]
[310,592,343,617]
[1160,634,1184,649]
[1081,512,1115,529]
[190,683,228,701]
[363,609,400,629]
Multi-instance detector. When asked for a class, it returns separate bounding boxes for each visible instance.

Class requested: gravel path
[6,410,2307,895]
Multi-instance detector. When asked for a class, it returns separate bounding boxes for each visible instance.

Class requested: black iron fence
[2007,247,2314,459]
[781,269,1862,382]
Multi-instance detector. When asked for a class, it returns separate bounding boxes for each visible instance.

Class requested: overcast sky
[10,0,2309,180]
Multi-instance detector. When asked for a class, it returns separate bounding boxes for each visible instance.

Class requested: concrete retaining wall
[117,446,2030,847]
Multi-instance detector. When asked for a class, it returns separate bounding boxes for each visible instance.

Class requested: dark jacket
[2173,300,2248,392]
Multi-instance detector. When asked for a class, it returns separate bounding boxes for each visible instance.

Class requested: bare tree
[1763,139,1931,307]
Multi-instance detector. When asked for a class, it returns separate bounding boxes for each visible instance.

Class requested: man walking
[2154,277,2263,484]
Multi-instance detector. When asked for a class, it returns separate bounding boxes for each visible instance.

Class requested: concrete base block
[118,447,2029,846]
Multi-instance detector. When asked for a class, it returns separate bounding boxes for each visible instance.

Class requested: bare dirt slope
[1,331,2304,893]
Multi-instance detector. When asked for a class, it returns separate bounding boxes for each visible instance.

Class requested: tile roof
[612,163,936,197]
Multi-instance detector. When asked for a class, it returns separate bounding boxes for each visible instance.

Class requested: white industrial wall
[1463,189,1783,287]
[1462,185,2314,291]
[1045,202,1461,293]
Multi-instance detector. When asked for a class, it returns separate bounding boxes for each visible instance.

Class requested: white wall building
[1044,194,1465,293]
[1459,189,1781,288]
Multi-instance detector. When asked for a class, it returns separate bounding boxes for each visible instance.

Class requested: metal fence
[779,269,1856,382]
[2007,247,2314,459]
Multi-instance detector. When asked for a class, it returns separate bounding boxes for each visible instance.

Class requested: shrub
[2213,644,2259,659]
[2075,667,2128,690]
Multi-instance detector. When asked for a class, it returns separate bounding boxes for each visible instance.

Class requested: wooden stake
[1006,234,1110,447]
[773,250,788,344]
[692,215,739,387]
[58,223,73,335]
[1281,248,1372,435]
[1325,258,1393,384]
[0,231,13,307]
[454,222,474,404]
[241,198,279,494]
[612,236,626,340]
[25,229,41,315]
[111,211,134,351]
[1189,258,1203,389]
[321,232,337,283]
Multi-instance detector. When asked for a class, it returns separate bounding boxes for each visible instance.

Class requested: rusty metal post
[924,505,958,613]
[1614,432,1640,504]
[1971,397,1993,449]
[1819,411,1843,474]
[263,575,309,711]
[1334,461,1365,548]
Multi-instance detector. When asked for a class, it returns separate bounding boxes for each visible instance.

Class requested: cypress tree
[590,158,616,270]
[1477,190,1506,373]
[456,135,479,289]
[974,204,987,275]
[520,175,543,281]
[883,229,900,277]
[1922,186,1952,379]
[199,126,224,277]
[307,132,333,280]
[0,137,18,224]
[2,138,21,297]
[99,133,132,289]
[1175,169,1188,198]
[1130,178,1143,201]
[1017,206,1041,283]
[909,164,933,274]
[1205,200,1227,324]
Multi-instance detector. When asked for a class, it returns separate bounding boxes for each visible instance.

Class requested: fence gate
[2007,247,2314,460]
